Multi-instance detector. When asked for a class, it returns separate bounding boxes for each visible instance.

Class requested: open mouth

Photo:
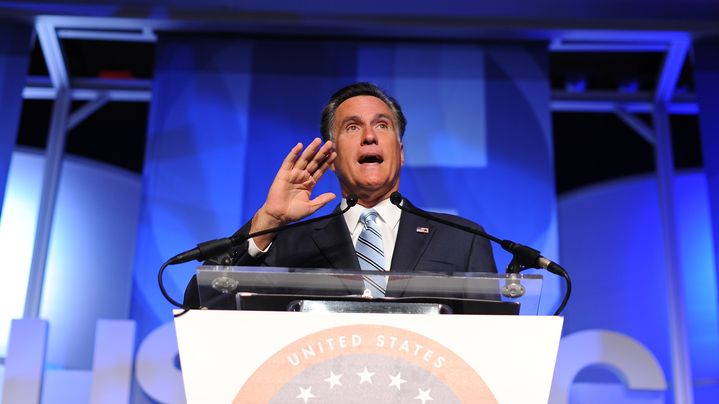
[358,154,383,164]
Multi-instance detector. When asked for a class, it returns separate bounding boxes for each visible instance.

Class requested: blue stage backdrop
[1,29,716,404]
[131,36,558,338]
[557,171,719,402]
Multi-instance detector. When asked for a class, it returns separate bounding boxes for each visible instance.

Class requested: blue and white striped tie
[355,209,387,297]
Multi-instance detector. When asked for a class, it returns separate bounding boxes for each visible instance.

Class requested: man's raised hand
[250,138,336,248]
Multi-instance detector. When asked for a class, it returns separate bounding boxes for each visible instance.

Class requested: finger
[306,140,334,174]
[295,137,323,170]
[312,151,337,182]
[280,142,304,171]
[307,192,337,213]
[296,137,324,171]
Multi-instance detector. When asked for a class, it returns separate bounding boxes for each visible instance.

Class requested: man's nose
[361,127,378,144]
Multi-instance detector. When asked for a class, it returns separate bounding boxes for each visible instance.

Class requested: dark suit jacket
[184,202,497,307]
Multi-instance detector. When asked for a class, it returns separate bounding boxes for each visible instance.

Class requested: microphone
[167,194,359,265]
[390,192,571,315]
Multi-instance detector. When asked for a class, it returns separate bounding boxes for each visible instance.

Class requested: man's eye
[377,122,389,130]
[347,124,359,132]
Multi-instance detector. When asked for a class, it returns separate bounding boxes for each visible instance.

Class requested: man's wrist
[249,207,283,250]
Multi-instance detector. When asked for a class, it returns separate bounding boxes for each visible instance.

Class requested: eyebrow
[373,113,394,125]
[338,115,362,128]
[338,113,394,128]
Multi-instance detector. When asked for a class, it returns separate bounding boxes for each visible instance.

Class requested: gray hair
[320,82,406,142]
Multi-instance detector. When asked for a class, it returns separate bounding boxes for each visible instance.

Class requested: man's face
[330,95,404,206]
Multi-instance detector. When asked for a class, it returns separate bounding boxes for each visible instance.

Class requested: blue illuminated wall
[0,151,142,401]
[557,171,719,402]
[131,36,558,339]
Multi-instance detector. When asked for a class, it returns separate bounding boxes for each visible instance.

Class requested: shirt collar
[341,196,402,230]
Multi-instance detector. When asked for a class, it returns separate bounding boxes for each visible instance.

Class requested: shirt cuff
[247,237,271,257]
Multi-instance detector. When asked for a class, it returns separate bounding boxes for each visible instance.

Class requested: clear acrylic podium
[176,266,562,403]
[194,265,544,315]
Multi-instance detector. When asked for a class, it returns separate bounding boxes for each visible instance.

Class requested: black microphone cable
[389,192,571,316]
[158,195,359,312]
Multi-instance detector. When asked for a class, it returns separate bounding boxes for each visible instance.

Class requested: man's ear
[400,142,405,166]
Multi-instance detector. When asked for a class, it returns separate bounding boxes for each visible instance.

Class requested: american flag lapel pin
[416,226,430,234]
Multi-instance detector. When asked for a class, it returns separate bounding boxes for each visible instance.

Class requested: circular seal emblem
[235,324,498,403]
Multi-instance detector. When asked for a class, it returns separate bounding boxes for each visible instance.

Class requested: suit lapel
[390,209,435,272]
[311,213,359,270]
[311,211,364,295]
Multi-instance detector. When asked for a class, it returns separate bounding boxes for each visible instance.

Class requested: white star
[415,388,434,404]
[388,372,407,390]
[356,367,375,384]
[296,386,315,403]
[324,371,343,389]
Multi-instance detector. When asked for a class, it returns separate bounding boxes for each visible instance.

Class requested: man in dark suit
[184,82,496,307]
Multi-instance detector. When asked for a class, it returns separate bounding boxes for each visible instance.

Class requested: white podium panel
[175,310,562,403]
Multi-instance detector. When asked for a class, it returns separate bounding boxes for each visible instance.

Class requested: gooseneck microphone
[159,195,359,309]
[389,192,571,315]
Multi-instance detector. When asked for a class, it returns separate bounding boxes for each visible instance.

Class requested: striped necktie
[355,209,387,297]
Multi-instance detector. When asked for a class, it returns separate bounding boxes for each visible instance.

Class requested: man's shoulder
[401,200,485,231]
[425,211,486,234]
